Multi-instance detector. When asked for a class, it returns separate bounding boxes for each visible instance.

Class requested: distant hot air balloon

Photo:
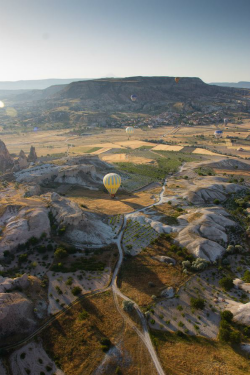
[131,94,137,102]
[175,77,180,83]
[214,130,223,139]
[224,118,229,127]
[34,127,38,132]
[126,126,134,136]
[103,173,121,198]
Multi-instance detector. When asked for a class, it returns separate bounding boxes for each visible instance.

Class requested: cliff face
[0,139,13,173]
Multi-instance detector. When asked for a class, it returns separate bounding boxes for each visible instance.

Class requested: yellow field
[192,148,226,156]
[101,153,155,164]
[152,145,184,151]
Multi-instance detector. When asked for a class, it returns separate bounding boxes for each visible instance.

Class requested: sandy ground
[151,145,184,151]
[47,266,111,314]
[148,273,224,339]
[10,341,64,375]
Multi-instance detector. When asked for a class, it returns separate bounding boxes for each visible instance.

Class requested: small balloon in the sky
[131,94,137,102]
[175,77,180,83]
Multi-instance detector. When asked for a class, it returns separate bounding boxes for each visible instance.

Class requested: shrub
[58,226,67,236]
[190,297,205,310]
[214,199,220,205]
[54,247,68,260]
[47,243,54,251]
[122,300,134,312]
[242,270,250,283]
[71,286,82,296]
[226,245,234,253]
[182,260,191,269]
[66,277,73,286]
[191,258,209,271]
[20,352,26,359]
[219,276,234,291]
[230,331,241,344]
[78,310,89,321]
[221,310,233,323]
[219,327,231,341]
[19,253,28,263]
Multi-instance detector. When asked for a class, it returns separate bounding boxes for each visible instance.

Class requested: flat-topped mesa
[0,139,14,173]
[27,145,37,162]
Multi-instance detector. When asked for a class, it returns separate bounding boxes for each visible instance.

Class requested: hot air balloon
[126,126,134,136]
[34,127,38,132]
[214,130,223,139]
[103,173,121,198]
[175,77,180,83]
[131,94,137,102]
[224,118,229,127]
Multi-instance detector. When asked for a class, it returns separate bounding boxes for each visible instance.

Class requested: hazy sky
[0,0,249,82]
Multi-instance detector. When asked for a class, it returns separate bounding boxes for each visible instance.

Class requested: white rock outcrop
[181,177,246,205]
[49,193,114,245]
[15,163,102,189]
[176,207,235,261]
[0,274,29,293]
[0,292,36,339]
[0,206,50,255]
[227,301,250,325]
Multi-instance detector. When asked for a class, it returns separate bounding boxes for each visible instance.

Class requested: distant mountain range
[0,78,91,91]
[210,81,250,89]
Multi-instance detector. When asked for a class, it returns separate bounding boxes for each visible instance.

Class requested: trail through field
[111,178,168,375]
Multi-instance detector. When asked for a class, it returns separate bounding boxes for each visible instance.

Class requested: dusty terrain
[1,117,250,375]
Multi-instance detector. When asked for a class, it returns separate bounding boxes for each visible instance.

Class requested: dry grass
[40,291,157,375]
[151,331,250,375]
[118,238,187,308]
[66,187,157,215]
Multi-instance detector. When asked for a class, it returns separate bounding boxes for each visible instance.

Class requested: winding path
[111,178,168,375]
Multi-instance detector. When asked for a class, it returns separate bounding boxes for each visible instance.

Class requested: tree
[219,276,234,291]
[219,327,230,342]
[71,286,82,296]
[122,300,134,312]
[54,247,68,260]
[242,270,250,283]
[221,310,233,323]
[190,297,205,310]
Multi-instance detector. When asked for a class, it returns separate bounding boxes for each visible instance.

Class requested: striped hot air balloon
[131,94,137,102]
[103,173,121,198]
[126,126,134,135]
